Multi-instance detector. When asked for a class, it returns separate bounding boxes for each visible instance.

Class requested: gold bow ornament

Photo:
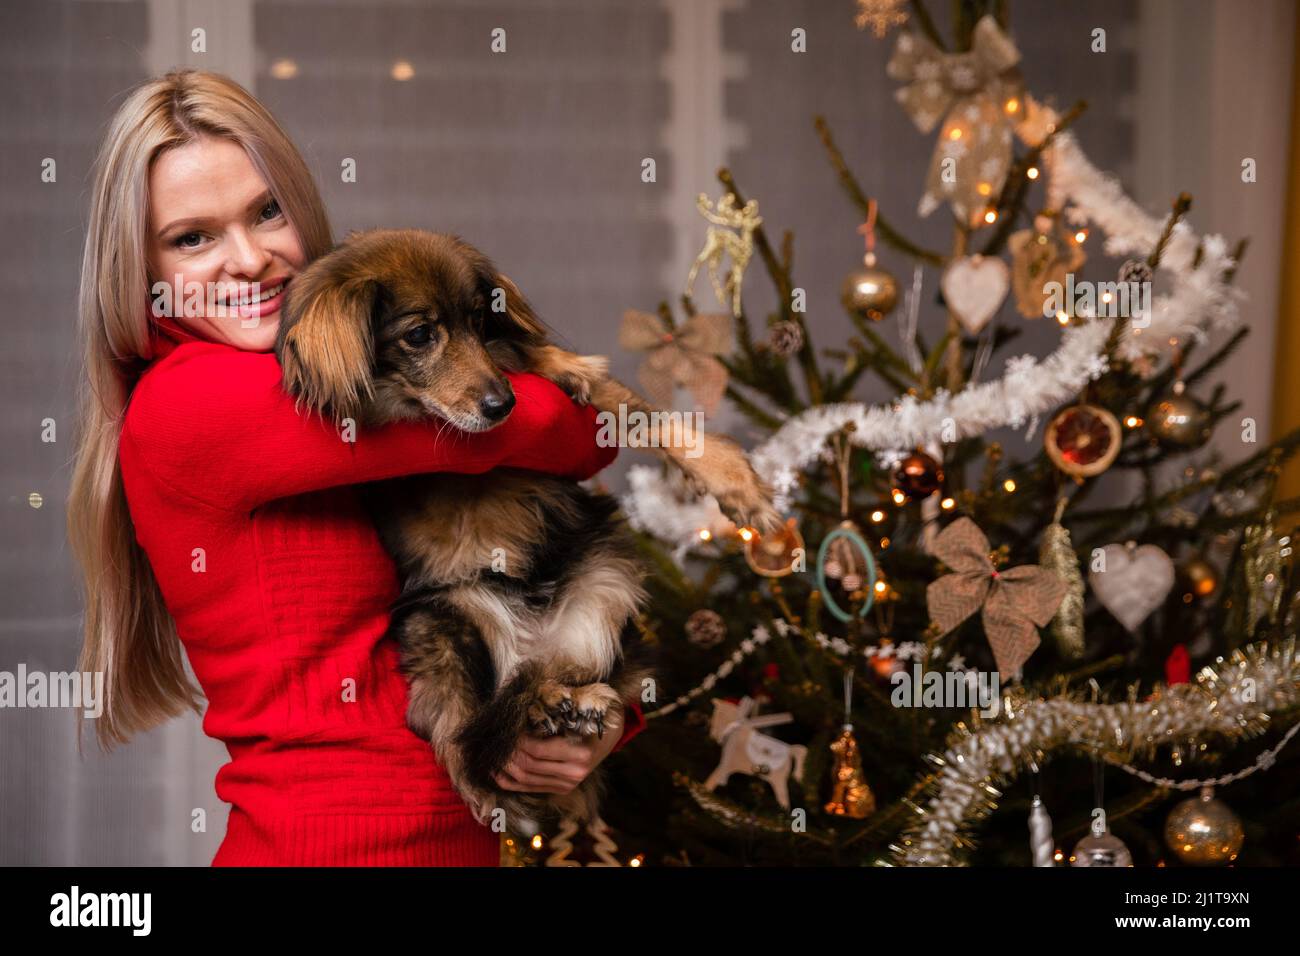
[886,15,1024,225]
[619,309,732,415]
[925,517,1066,676]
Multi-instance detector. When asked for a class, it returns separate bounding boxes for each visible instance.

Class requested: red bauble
[892,451,944,501]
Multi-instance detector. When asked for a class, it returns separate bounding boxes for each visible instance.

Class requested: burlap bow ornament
[926,517,1065,676]
[619,309,732,414]
[886,15,1024,224]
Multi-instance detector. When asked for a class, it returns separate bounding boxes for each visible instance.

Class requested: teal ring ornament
[816,523,878,622]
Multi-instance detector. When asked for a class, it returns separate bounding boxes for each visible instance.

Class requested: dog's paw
[566,682,623,738]
[549,354,608,407]
[702,438,780,533]
[527,679,573,737]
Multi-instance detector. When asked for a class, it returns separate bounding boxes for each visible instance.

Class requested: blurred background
[1,0,1294,864]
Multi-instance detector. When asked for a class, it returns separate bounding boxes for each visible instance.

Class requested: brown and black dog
[273,229,776,835]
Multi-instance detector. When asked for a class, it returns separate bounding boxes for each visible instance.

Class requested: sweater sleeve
[609,698,646,754]
[122,346,616,512]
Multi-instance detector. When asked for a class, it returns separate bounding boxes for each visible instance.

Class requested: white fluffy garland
[749,319,1112,511]
[1020,97,1242,360]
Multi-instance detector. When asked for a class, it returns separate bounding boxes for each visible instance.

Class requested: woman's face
[147,134,306,351]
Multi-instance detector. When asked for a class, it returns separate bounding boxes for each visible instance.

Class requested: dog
[273,229,777,835]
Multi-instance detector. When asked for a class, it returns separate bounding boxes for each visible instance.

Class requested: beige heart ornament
[1088,542,1175,633]
[941,255,1011,334]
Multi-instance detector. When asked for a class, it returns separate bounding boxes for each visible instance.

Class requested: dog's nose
[478,382,516,423]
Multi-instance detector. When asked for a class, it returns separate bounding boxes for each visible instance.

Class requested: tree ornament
[1164,786,1244,866]
[1038,499,1085,659]
[619,308,732,414]
[1028,794,1056,867]
[854,0,908,38]
[1008,214,1086,319]
[926,517,1067,675]
[1088,542,1175,633]
[1071,829,1132,867]
[816,433,878,622]
[744,517,805,578]
[685,609,727,648]
[893,450,944,501]
[1242,510,1285,632]
[1044,404,1121,478]
[1118,258,1153,287]
[1145,380,1210,447]
[545,815,623,867]
[704,696,808,810]
[817,522,878,622]
[941,255,1011,334]
[1178,555,1219,601]
[824,672,876,818]
[887,16,1024,224]
[841,200,898,322]
[684,192,761,318]
[1165,644,1191,685]
[765,320,804,357]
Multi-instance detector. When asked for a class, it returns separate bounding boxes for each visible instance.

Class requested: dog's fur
[273,229,776,835]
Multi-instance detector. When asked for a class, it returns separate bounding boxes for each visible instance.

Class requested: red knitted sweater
[118,314,643,866]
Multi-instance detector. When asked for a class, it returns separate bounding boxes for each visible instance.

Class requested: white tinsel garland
[894,639,1300,866]
[1018,95,1242,360]
[749,319,1113,511]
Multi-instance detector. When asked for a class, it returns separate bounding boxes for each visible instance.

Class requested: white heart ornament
[941,255,1010,334]
[1088,543,1175,633]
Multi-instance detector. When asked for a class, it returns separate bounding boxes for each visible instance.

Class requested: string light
[1056,311,1070,325]
[1074,229,1088,244]
[738,527,754,542]
[949,127,963,140]
[983,208,998,224]
[1124,415,1143,428]
[977,182,992,197]
[698,528,712,542]
[531,834,544,850]
[891,489,907,505]
[1026,166,1040,180]
[870,509,886,523]
[1003,479,1017,492]
[1004,97,1020,114]
[940,497,956,510]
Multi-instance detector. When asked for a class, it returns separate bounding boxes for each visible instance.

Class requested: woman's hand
[493,708,624,794]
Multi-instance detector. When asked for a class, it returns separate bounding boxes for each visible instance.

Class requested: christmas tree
[582,1,1300,868]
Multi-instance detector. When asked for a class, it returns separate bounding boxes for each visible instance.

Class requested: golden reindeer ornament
[684,192,762,318]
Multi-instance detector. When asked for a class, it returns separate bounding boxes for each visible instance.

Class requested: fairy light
[1101,291,1113,304]
[1004,97,1020,115]
[1074,229,1088,244]
[1124,415,1143,428]
[629,855,644,867]
[1003,479,1017,492]
[977,182,992,197]
[891,489,907,505]
[940,497,955,510]
[270,59,298,79]
[880,536,890,549]
[949,127,963,140]
[1026,166,1040,180]
[531,834,544,850]
[391,60,415,81]
[698,528,712,542]
[738,527,755,542]
[870,509,886,523]
[983,208,998,224]
[1056,310,1070,325]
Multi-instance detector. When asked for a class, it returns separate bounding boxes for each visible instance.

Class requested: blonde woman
[67,69,644,866]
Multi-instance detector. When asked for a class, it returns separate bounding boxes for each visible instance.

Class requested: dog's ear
[479,269,547,344]
[276,265,382,424]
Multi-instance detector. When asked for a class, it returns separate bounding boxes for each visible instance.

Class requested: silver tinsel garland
[893,639,1300,866]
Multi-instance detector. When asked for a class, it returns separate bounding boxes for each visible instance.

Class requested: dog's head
[275,229,548,430]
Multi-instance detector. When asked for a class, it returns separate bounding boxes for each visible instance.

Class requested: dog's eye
[403,324,435,347]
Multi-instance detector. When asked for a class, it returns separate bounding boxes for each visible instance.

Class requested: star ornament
[925,517,1066,676]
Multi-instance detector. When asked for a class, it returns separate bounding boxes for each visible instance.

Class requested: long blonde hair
[68,69,334,751]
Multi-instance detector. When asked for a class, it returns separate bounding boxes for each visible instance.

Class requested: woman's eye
[172,232,204,249]
[258,198,283,222]
[403,324,434,346]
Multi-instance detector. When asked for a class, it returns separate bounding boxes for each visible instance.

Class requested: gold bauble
[1146,386,1210,447]
[1179,557,1219,600]
[1164,788,1244,866]
[841,254,899,321]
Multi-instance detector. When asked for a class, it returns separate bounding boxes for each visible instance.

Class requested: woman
[66,69,644,866]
